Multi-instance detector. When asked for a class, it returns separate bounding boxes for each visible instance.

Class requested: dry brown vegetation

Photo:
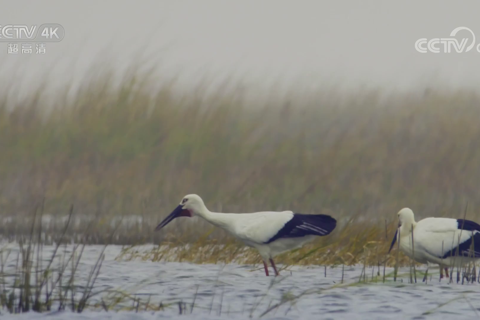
[1,69,480,266]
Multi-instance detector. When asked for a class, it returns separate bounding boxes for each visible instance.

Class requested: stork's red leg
[440,267,444,279]
[270,259,279,276]
[263,261,269,276]
[445,268,449,278]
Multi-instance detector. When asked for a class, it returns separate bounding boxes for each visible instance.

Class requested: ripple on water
[326,308,348,313]
[370,305,402,313]
[325,302,349,307]
[321,293,351,300]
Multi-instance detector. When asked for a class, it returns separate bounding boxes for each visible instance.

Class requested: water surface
[2,244,480,319]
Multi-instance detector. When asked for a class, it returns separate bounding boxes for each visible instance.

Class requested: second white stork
[155,194,337,276]
[389,208,480,279]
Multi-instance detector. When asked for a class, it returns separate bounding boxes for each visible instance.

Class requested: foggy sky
[2,0,480,99]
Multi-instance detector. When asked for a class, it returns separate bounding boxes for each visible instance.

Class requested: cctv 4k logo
[0,24,65,42]
[415,26,480,53]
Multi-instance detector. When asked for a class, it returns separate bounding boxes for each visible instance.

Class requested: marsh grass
[0,204,159,314]
[115,219,409,266]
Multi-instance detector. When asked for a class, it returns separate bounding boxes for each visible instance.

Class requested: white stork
[389,208,480,279]
[155,194,337,276]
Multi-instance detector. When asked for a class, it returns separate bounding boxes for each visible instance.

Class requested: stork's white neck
[399,220,417,238]
[193,204,236,233]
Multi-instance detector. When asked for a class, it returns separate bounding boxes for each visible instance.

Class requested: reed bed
[2,67,480,265]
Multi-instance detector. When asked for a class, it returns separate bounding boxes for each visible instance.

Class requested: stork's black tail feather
[265,213,337,243]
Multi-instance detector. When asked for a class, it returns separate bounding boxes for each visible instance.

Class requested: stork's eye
[182,198,188,204]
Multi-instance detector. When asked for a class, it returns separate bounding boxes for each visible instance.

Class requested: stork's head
[388,207,416,253]
[397,207,415,227]
[154,194,205,231]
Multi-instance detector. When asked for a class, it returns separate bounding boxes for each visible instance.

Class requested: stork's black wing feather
[457,219,480,232]
[441,219,480,258]
[265,213,336,244]
[441,233,480,258]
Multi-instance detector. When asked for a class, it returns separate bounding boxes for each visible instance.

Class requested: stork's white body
[392,208,480,277]
[398,218,479,266]
[196,210,326,260]
[156,194,336,276]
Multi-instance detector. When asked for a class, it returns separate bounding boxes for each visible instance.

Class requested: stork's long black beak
[388,229,398,253]
[388,222,401,253]
[155,205,191,231]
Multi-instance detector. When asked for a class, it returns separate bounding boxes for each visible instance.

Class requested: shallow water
[2,244,480,319]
